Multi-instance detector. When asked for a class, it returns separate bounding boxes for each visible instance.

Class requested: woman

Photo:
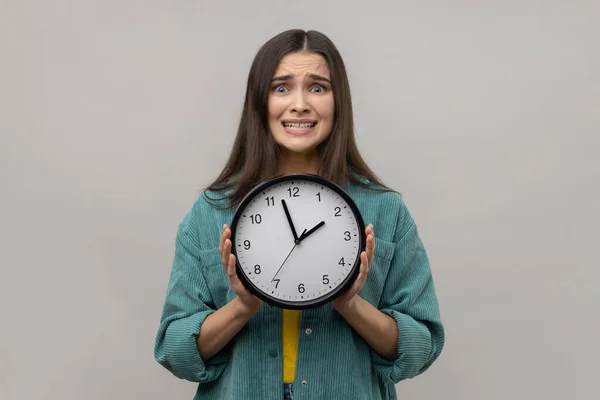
[154,29,444,400]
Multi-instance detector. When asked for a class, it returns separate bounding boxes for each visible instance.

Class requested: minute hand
[298,221,325,243]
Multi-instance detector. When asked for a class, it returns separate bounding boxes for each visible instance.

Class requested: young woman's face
[268,51,335,157]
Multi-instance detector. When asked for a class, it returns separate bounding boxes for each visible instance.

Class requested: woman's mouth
[282,121,317,135]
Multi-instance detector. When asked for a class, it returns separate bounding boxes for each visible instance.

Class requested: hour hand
[281,199,298,242]
[298,221,325,242]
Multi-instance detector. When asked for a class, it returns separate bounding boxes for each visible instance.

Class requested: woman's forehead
[273,52,330,78]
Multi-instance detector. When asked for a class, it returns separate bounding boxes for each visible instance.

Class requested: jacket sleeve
[371,201,445,384]
[154,213,228,383]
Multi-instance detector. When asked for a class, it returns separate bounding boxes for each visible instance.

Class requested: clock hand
[281,199,299,243]
[298,221,325,243]
[272,228,307,281]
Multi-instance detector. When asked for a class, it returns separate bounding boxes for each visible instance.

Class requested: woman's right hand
[219,224,262,316]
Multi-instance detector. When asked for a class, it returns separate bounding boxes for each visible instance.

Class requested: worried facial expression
[268,52,335,157]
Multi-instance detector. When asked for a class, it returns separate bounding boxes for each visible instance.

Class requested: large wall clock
[230,173,366,309]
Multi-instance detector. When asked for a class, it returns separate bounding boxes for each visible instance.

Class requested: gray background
[1,1,598,399]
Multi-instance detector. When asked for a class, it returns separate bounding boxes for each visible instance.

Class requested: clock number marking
[273,279,280,289]
[344,231,351,241]
[334,207,341,217]
[244,240,251,250]
[250,214,262,224]
[316,192,321,202]
[322,275,329,284]
[339,257,345,266]
[298,283,305,293]
[287,187,300,197]
[254,265,261,274]
[265,196,274,206]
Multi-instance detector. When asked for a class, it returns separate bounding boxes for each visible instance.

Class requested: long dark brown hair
[203,29,395,210]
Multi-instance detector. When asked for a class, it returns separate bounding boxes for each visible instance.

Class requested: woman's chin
[273,129,331,157]
[277,141,319,155]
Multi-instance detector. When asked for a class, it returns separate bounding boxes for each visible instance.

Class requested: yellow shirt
[282,309,301,383]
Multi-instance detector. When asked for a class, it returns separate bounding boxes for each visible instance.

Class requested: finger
[362,251,370,273]
[365,225,373,240]
[355,251,369,286]
[367,233,375,265]
[227,254,245,293]
[348,252,368,295]
[222,238,231,267]
[219,226,225,252]
[365,225,375,261]
[219,224,229,253]
[227,253,237,278]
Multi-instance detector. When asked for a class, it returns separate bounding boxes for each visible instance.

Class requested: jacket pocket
[198,247,233,309]
[360,236,395,307]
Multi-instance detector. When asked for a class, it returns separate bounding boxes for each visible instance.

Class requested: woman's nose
[291,91,310,113]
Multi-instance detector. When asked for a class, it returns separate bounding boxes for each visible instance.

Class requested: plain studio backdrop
[1,1,598,399]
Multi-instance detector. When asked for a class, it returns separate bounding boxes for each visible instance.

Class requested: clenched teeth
[283,122,316,129]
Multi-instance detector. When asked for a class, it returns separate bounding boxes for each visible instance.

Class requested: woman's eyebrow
[308,74,332,84]
[271,73,332,84]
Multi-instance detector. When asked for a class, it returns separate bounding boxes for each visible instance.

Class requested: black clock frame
[230,173,366,310]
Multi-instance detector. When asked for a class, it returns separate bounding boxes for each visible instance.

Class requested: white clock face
[232,176,364,308]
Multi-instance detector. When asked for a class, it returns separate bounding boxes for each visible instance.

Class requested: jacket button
[301,380,308,386]
[268,348,277,357]
[305,328,312,335]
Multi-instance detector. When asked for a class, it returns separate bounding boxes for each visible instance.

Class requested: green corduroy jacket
[154,178,445,400]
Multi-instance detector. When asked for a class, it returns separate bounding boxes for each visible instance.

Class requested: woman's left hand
[332,223,375,312]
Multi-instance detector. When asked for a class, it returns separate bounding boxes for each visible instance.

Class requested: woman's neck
[277,150,320,176]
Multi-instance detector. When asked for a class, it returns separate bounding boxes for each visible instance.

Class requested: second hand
[272,228,306,281]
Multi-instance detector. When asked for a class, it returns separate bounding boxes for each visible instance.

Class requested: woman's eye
[311,85,325,93]
[274,85,287,93]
